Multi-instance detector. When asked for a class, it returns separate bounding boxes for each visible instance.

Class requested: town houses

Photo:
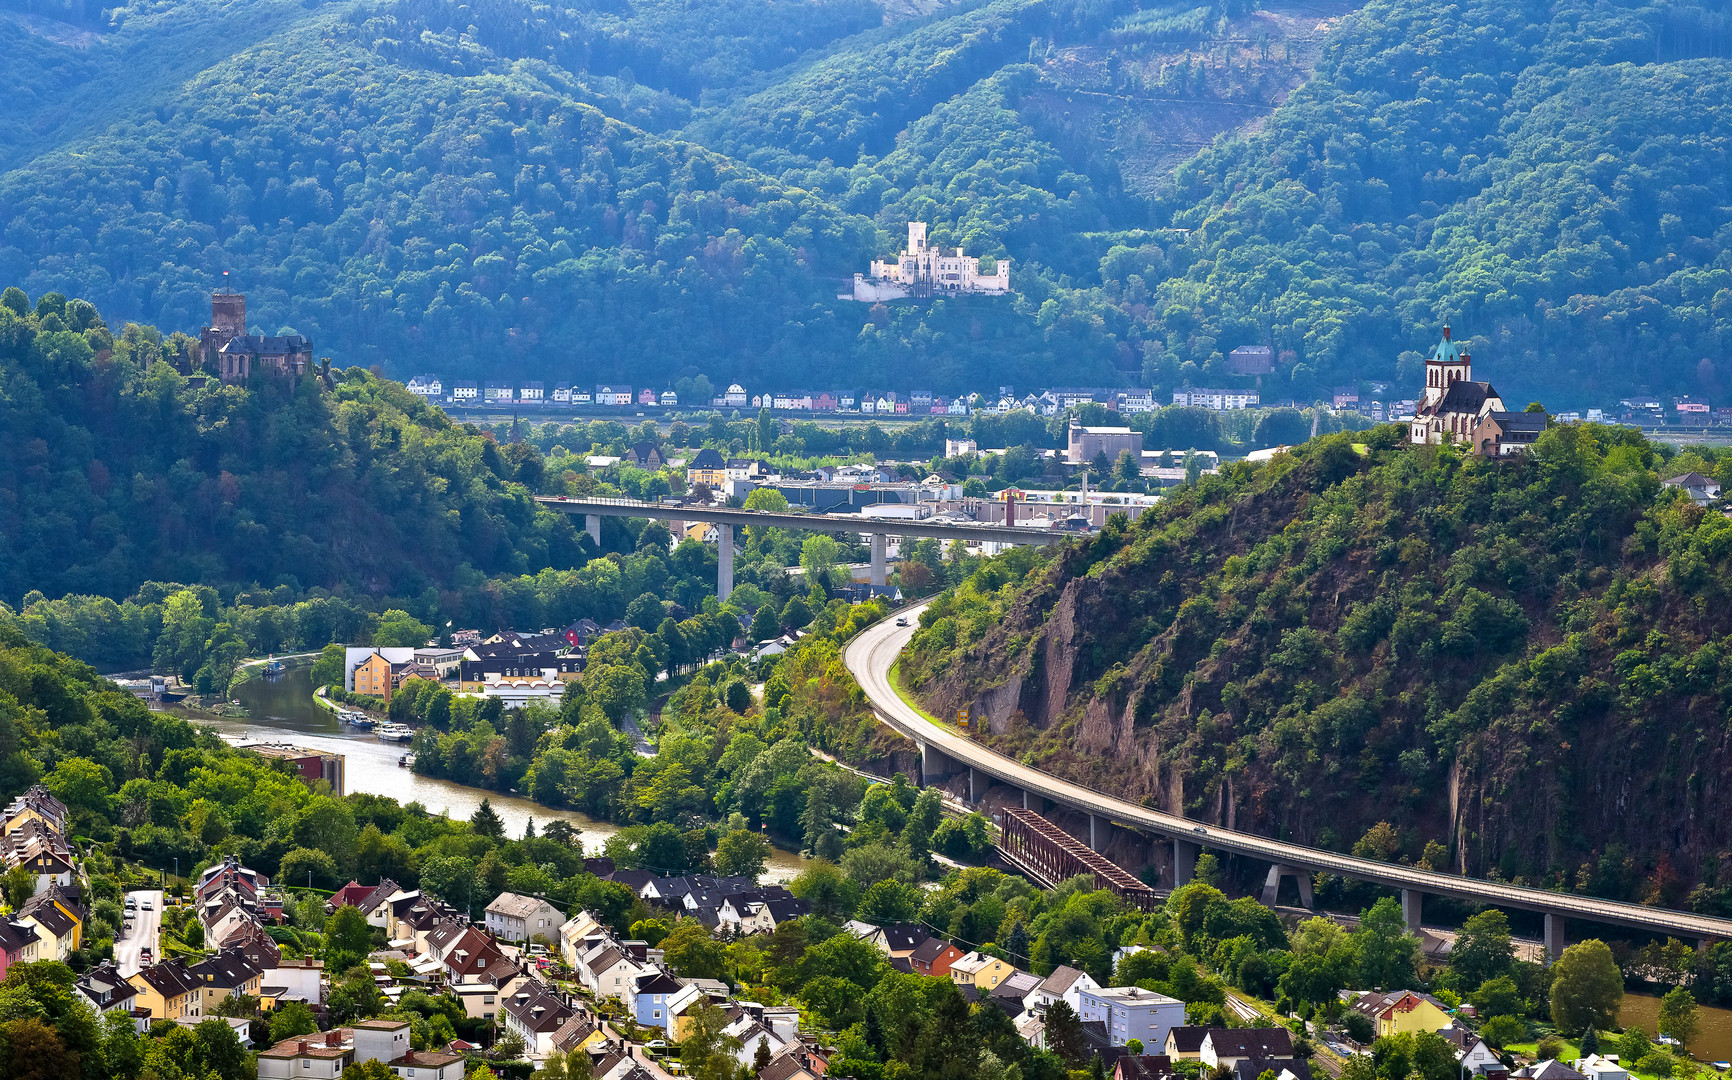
[0,786,86,980]
[409,375,1277,417]
[2,801,1546,1080]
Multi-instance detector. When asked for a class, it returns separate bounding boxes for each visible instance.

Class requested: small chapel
[1409,325,1502,444]
[1406,326,1546,455]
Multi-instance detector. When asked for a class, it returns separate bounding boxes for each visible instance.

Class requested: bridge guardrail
[848,604,1732,942]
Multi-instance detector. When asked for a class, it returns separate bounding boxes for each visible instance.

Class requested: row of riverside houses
[341,620,618,711]
[401,377,1284,415]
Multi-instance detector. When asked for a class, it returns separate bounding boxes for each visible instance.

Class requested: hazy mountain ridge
[0,0,1730,399]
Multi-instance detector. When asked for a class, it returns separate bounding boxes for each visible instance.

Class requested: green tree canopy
[1550,940,1624,1035]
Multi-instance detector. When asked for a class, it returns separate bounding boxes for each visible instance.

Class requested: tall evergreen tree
[471,798,506,842]
[912,985,982,1080]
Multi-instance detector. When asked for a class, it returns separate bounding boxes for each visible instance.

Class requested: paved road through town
[114,888,162,976]
[844,603,1732,945]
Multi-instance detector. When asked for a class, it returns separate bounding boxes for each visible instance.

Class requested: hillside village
[2,773,1693,1080]
[26,791,1548,1080]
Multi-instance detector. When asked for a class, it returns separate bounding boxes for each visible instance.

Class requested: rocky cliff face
[900,428,1732,910]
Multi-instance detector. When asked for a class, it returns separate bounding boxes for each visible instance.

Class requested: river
[1621,992,1732,1063]
[185,668,811,884]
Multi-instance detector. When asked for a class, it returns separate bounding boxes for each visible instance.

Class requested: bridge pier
[1173,838,1199,887]
[1402,889,1424,934]
[919,741,953,787]
[870,533,887,587]
[969,767,979,804]
[585,514,602,547]
[717,523,734,601]
[1090,815,1101,852]
[1544,913,1565,962]
[1021,789,1029,810]
[1260,865,1316,909]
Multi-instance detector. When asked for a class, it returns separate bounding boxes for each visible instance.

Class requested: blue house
[633,969,684,1030]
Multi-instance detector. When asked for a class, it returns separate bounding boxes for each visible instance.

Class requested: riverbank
[184,667,812,883]
[1621,991,1732,1063]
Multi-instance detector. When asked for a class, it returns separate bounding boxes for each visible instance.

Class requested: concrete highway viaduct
[535,496,1070,599]
[845,602,1732,960]
[539,497,1732,956]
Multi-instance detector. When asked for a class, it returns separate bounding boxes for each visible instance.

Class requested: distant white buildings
[847,222,1011,302]
[1173,386,1260,410]
[405,375,442,400]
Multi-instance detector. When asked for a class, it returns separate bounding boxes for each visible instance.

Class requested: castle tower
[210,289,246,338]
[200,283,248,375]
[907,221,927,253]
[1422,324,1472,407]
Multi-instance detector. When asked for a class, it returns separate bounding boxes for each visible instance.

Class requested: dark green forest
[0,285,595,604]
[903,426,1732,911]
[0,0,1729,400]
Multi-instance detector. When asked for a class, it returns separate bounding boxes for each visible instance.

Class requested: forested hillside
[0,286,593,604]
[0,0,1730,399]
[901,427,1732,911]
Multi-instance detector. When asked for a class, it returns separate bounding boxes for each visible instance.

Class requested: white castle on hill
[845,222,1011,301]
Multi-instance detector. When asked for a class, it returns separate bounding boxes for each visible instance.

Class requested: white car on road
[114,889,163,976]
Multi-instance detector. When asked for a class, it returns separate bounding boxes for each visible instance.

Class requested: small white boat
[376,723,414,743]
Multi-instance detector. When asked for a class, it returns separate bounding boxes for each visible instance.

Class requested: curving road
[846,603,1732,945]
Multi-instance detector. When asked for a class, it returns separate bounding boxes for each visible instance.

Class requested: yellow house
[129,959,203,1023]
[351,651,399,701]
[669,984,725,1040]
[685,448,728,488]
[17,902,79,961]
[1351,990,1453,1038]
[552,1013,608,1055]
[949,951,1016,990]
[2,791,67,836]
[190,952,264,1013]
[19,886,82,954]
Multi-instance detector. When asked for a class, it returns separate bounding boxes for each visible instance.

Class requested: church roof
[1484,410,1547,436]
[219,334,311,355]
[1422,380,1499,417]
[1430,329,1469,367]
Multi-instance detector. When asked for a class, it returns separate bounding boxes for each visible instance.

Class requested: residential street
[114,888,162,976]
